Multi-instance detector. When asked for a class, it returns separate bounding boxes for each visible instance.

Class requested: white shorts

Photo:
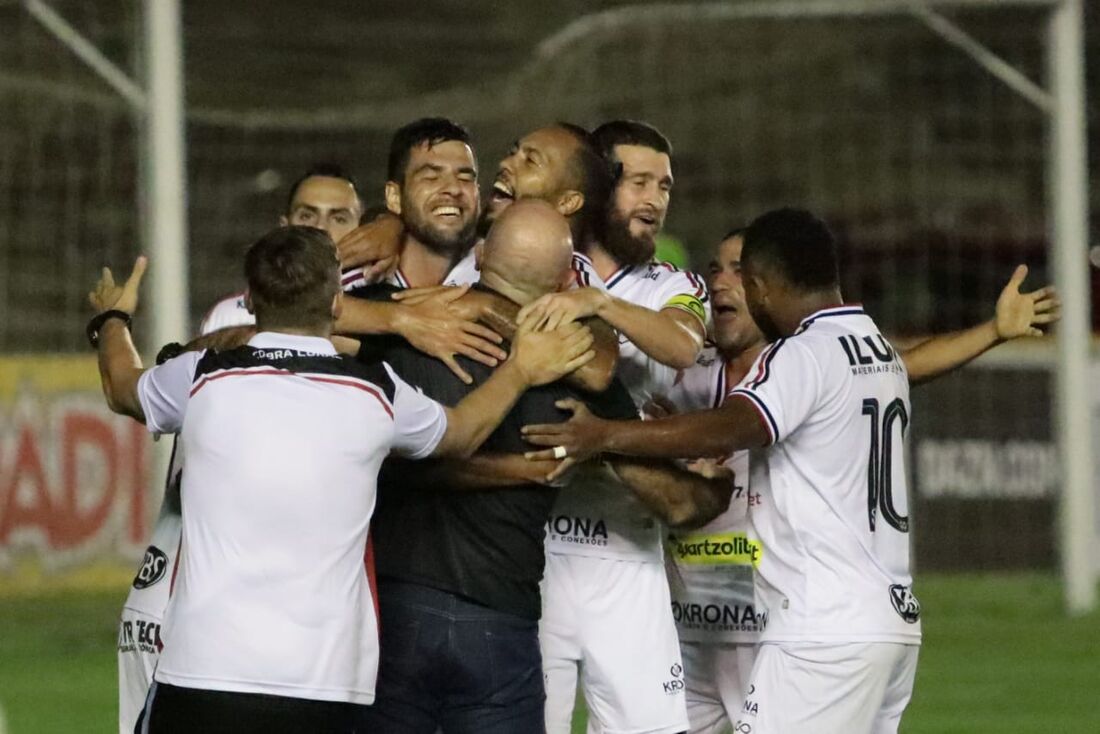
[680,640,757,734]
[117,607,164,734]
[541,553,689,734]
[734,641,919,734]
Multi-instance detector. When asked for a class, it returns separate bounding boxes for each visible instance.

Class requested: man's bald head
[479,199,574,305]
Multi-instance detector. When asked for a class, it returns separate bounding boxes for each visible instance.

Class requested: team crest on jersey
[132,545,169,590]
[889,584,921,623]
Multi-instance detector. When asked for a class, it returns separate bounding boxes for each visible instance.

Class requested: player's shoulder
[570,252,606,290]
[199,292,254,335]
[610,261,709,312]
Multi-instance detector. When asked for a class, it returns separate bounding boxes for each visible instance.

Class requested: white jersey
[605,261,710,406]
[729,306,921,644]
[198,292,255,334]
[545,260,709,563]
[665,346,764,644]
[138,332,448,705]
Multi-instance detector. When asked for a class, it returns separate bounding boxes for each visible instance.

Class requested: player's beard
[602,207,657,267]
[403,195,477,258]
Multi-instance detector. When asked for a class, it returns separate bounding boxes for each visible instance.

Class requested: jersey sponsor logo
[546,515,609,546]
[118,617,163,655]
[663,293,707,323]
[131,545,169,589]
[837,334,905,376]
[661,662,685,694]
[889,584,922,623]
[672,601,767,632]
[672,532,762,567]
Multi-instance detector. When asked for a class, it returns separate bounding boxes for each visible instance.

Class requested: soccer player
[90,226,594,734]
[483,123,611,251]
[202,163,369,331]
[517,121,708,734]
[523,208,1060,734]
[660,228,769,734]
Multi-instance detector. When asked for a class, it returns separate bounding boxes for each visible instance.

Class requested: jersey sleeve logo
[132,545,169,589]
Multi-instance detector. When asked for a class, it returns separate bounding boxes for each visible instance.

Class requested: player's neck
[399,234,460,288]
[721,340,768,384]
[256,323,332,340]
[587,243,623,282]
[783,288,845,335]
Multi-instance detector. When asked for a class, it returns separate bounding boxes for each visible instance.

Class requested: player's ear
[278,214,289,227]
[243,290,255,315]
[555,190,584,218]
[384,181,402,216]
[331,291,344,322]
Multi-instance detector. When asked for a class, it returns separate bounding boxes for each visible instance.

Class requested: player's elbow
[661,337,703,370]
[668,483,733,530]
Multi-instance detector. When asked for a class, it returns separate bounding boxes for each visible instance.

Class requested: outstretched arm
[337,287,508,385]
[517,287,705,370]
[608,457,733,529]
[901,265,1060,385]
[432,323,595,458]
[396,287,620,393]
[523,396,771,465]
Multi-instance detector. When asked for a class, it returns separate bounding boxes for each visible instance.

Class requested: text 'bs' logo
[889,584,921,624]
[132,546,169,590]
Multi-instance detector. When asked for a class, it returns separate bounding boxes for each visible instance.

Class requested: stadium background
[1,1,1098,731]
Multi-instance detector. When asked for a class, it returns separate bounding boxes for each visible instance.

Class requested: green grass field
[1,573,1097,733]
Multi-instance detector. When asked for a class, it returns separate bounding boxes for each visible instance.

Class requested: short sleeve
[383,363,448,459]
[654,268,710,328]
[137,350,205,435]
[727,338,820,445]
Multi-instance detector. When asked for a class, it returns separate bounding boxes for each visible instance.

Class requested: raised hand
[394,285,507,384]
[995,264,1061,340]
[516,288,609,332]
[89,255,148,315]
[508,321,595,387]
[336,213,403,283]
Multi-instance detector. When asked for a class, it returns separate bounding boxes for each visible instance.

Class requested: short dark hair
[553,122,613,245]
[592,120,673,180]
[285,163,359,214]
[722,226,746,241]
[245,226,340,329]
[742,208,839,291]
[387,117,472,183]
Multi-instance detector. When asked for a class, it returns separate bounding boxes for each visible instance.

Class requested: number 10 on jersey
[861,397,909,533]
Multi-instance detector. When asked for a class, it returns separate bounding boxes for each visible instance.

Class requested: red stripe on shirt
[190,369,394,418]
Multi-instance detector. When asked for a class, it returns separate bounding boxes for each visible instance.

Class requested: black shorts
[138,682,361,734]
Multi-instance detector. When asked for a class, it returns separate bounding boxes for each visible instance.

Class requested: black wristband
[86,309,132,348]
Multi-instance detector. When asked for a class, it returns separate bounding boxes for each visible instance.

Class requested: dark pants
[139,682,361,734]
[355,581,545,734]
